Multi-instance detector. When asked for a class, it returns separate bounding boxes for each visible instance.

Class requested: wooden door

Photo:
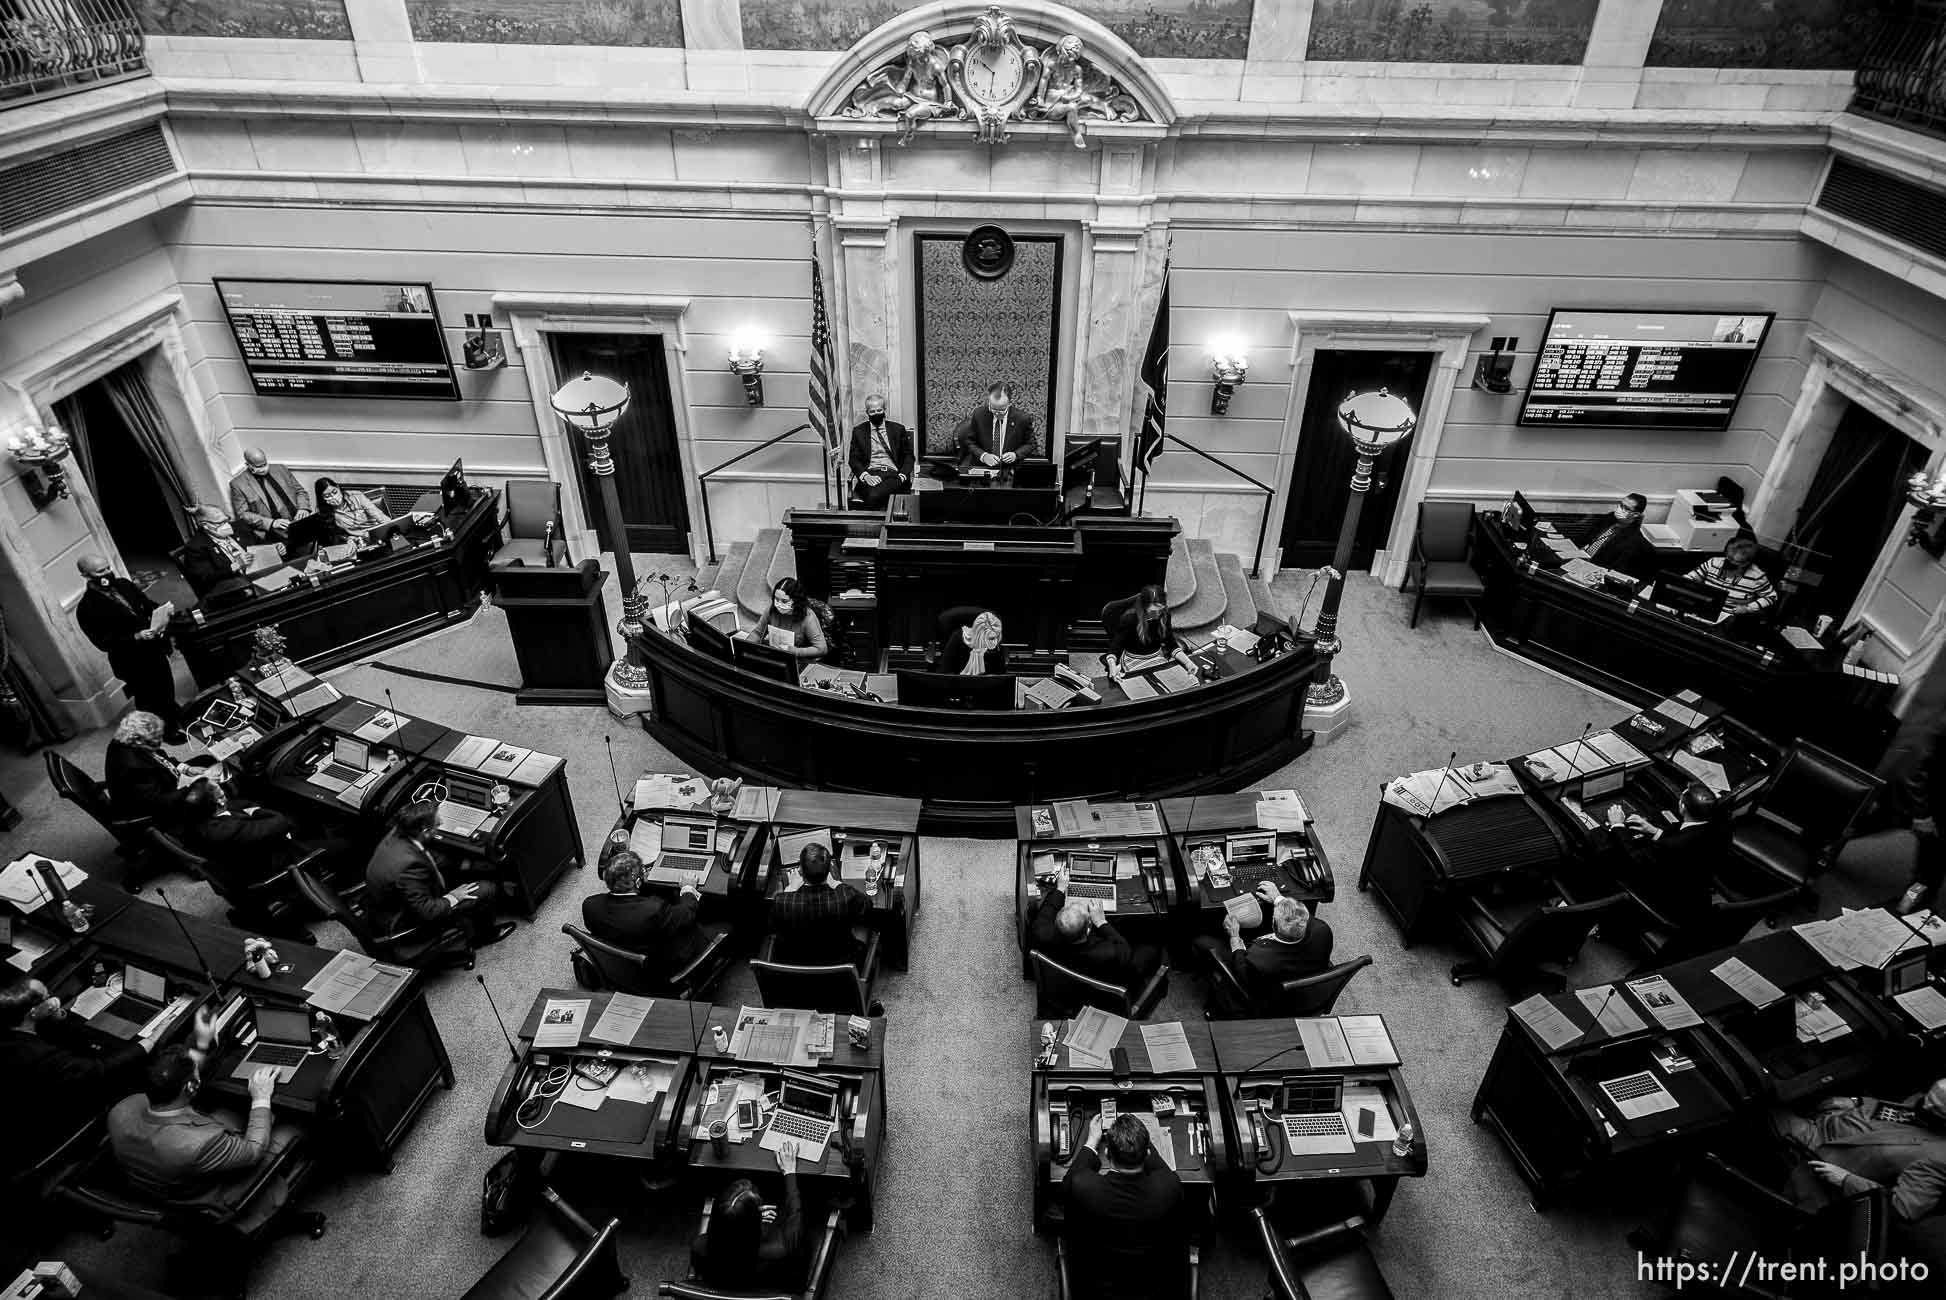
[1279,350,1431,571]
[548,333,689,554]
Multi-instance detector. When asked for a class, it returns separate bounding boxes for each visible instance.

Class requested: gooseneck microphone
[155,888,224,996]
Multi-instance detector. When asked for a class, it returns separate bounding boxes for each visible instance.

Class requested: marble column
[835,215,896,430]
[1076,225,1145,465]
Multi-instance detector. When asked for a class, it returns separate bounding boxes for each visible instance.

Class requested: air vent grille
[0,123,174,234]
[1815,155,1946,265]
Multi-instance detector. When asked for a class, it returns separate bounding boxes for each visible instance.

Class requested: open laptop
[90,963,173,1040]
[434,771,496,836]
[307,735,369,792]
[230,1002,315,1084]
[759,1070,840,1157]
[648,813,717,884]
[1064,851,1119,910]
[1598,1069,1678,1120]
[1274,1076,1356,1155]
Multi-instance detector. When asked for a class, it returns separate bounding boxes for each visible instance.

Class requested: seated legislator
[957,381,1035,469]
[1027,877,1162,990]
[739,577,829,664]
[105,710,195,826]
[767,843,873,972]
[1684,532,1775,623]
[0,975,152,1180]
[365,801,514,947]
[179,505,260,602]
[1618,783,1730,928]
[581,851,723,978]
[1776,1078,1946,1224]
[936,607,1006,675]
[180,779,351,917]
[847,394,914,509]
[228,447,313,544]
[1104,584,1178,677]
[108,1044,310,1237]
[690,1142,807,1292]
[1192,889,1335,1017]
[1063,1113,1187,1300]
[1582,492,1658,580]
[314,476,433,544]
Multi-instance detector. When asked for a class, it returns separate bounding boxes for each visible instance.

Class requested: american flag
[808,238,840,471]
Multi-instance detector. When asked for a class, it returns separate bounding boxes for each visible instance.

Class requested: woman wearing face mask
[740,578,828,663]
[178,505,260,600]
[847,393,914,509]
[313,476,433,544]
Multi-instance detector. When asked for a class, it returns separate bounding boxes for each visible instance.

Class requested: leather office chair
[751,933,880,1016]
[659,1201,844,1300]
[1404,501,1485,629]
[1,1118,107,1239]
[1256,1208,1395,1300]
[492,480,566,568]
[1056,1233,1198,1300]
[461,1184,629,1300]
[1201,951,1373,1020]
[1729,741,1881,900]
[1632,886,1798,968]
[1449,890,1623,989]
[288,864,475,971]
[563,923,734,1003]
[1630,1154,1889,1298]
[1029,948,1170,1020]
[145,826,319,943]
[46,750,152,858]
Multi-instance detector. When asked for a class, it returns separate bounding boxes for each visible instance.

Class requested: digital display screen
[1518,309,1773,432]
[215,279,460,401]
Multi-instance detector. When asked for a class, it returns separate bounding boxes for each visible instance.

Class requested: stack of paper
[633,773,705,813]
[1711,956,1785,1008]
[1063,1005,1128,1068]
[303,950,410,1020]
[1795,993,1851,1042]
[1627,974,1704,1029]
[1893,986,1946,1030]
[1254,789,1311,831]
[1585,731,1650,769]
[446,735,499,770]
[733,785,782,823]
[1139,1021,1197,1072]
[0,858,85,912]
[589,993,654,1045]
[4,927,52,971]
[1380,768,1472,816]
[1670,750,1731,795]
[1801,908,1937,971]
[1574,986,1647,1038]
[1023,678,1078,711]
[1512,994,1584,1052]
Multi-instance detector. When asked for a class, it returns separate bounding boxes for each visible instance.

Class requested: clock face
[965,45,1024,103]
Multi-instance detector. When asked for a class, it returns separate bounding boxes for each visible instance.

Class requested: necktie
[261,472,294,520]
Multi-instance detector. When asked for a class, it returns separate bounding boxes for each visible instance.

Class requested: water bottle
[865,841,886,897]
[314,1012,342,1061]
[1392,1120,1415,1158]
[61,899,90,934]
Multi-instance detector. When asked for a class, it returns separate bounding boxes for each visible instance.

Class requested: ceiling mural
[1306,0,1597,64]
[1647,0,1881,69]
[742,0,1254,60]
[134,0,351,39]
[405,0,683,46]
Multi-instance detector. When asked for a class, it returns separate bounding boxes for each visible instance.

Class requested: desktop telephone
[1248,630,1294,663]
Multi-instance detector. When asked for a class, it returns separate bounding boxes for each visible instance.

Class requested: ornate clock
[948,7,1042,144]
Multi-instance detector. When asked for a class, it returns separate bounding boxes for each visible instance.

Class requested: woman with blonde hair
[937,607,1006,675]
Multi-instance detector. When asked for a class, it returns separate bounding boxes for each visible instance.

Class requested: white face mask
[773,593,793,615]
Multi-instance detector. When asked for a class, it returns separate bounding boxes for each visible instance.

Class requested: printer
[1663,488,1742,552]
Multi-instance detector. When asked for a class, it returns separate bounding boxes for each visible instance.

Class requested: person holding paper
[582,851,722,979]
[1618,783,1729,929]
[739,578,828,663]
[767,845,876,989]
[690,1142,806,1291]
[364,801,514,948]
[1062,1113,1186,1299]
[1775,1079,1946,1223]
[1026,879,1160,991]
[1103,584,1181,678]
[0,975,155,1179]
[1193,891,1335,1017]
[104,710,197,826]
[936,607,1007,676]
[957,381,1034,469]
[76,554,186,741]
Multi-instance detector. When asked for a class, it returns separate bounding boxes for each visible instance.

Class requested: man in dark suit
[1063,1113,1186,1300]
[1582,492,1658,580]
[179,506,259,603]
[180,779,349,934]
[1027,879,1162,990]
[364,801,513,946]
[0,975,154,1180]
[1619,783,1731,929]
[1777,1078,1946,1223]
[582,850,721,978]
[1195,889,1335,1016]
[767,844,873,973]
[957,381,1035,468]
[847,394,914,509]
[75,554,184,739]
[104,710,194,826]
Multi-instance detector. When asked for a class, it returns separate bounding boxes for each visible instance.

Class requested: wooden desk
[1029,1017,1225,1236]
[1014,807,1175,978]
[173,491,502,689]
[1357,794,1572,944]
[1160,793,1336,926]
[1210,1018,1426,1224]
[766,792,921,971]
[596,804,772,931]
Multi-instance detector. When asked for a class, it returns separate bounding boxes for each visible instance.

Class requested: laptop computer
[1275,1076,1356,1155]
[91,963,173,1040]
[1226,831,1276,864]
[230,1002,315,1084]
[648,813,717,884]
[759,1070,840,1157]
[1065,851,1119,910]
[308,735,369,792]
[1599,1069,1678,1120]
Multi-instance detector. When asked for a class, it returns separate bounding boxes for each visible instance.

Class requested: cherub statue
[1027,34,1137,149]
[846,32,958,145]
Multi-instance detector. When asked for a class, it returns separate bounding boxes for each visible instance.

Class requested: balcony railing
[1,1,146,108]
[1854,2,1946,140]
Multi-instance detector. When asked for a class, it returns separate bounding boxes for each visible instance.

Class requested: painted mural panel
[1307,0,1597,64]
[405,0,683,46]
[134,0,351,39]
[1647,0,1881,69]
[741,0,1254,60]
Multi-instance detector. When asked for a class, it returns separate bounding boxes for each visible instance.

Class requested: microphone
[604,735,628,819]
[542,520,557,568]
[1566,721,1593,772]
[155,887,224,996]
[476,975,520,1064]
[1426,751,1460,817]
[1580,984,1623,1042]
[33,859,70,906]
[384,688,408,754]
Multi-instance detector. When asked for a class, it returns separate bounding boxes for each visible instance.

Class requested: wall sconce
[1208,342,1248,415]
[1907,468,1946,556]
[728,334,766,407]
[1471,336,1519,394]
[6,422,73,509]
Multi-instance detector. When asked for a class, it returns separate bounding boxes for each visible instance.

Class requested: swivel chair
[564,922,733,1002]
[659,1199,845,1300]
[1201,950,1372,1020]
[1257,1207,1396,1300]
[1029,948,1170,1020]
[1056,1232,1197,1300]
[145,826,319,943]
[46,750,151,858]
[491,480,566,568]
[1404,501,1485,629]
[461,1184,628,1300]
[289,864,475,971]
[751,932,881,1016]
[1728,740,1881,902]
[1450,890,1624,990]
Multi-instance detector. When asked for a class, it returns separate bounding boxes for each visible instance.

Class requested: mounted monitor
[896,669,1017,711]
[214,279,461,401]
[1518,309,1773,432]
[731,636,799,685]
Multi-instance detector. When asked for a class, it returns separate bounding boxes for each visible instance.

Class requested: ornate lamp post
[1304,387,1416,708]
[548,371,650,696]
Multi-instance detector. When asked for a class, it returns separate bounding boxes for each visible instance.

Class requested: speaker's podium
[490,557,613,705]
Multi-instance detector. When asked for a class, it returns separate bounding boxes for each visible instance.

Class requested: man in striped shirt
[1684,533,1774,621]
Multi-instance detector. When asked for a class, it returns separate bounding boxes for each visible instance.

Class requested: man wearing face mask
[228,447,313,544]
[957,380,1035,470]
[1581,492,1657,580]
[75,553,186,741]
[847,394,914,508]
[179,505,261,602]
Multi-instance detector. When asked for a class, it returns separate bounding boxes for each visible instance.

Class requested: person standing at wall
[74,554,184,742]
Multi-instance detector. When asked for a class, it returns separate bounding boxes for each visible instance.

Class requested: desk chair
[1056,1234,1197,1300]
[1256,1208,1394,1300]
[145,826,318,943]
[751,933,881,1016]
[1,1117,106,1242]
[1201,951,1372,1020]
[492,480,565,568]
[1728,740,1881,903]
[58,1134,325,1300]
[461,1184,629,1300]
[1404,501,1485,629]
[46,749,152,858]
[1029,949,1171,1020]
[289,864,476,972]
[1449,890,1623,990]
[1629,1154,1888,1299]
[563,922,734,1002]
[660,1201,845,1300]
[1632,887,1797,969]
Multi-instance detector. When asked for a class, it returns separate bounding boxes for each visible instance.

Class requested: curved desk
[632,625,1318,837]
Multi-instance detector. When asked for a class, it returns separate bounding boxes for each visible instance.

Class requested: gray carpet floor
[0,564,1914,1299]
